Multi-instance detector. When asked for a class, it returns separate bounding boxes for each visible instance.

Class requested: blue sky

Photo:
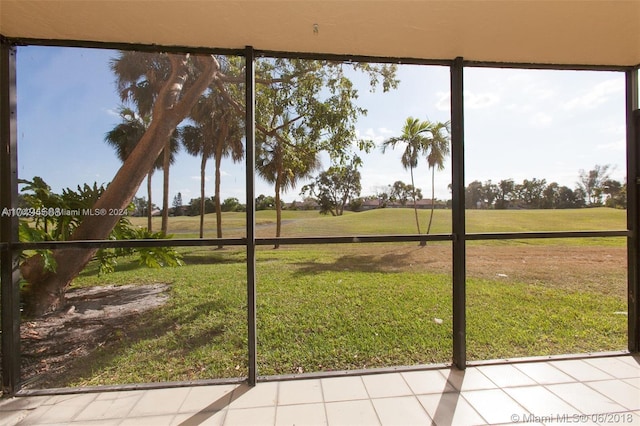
[16,46,630,205]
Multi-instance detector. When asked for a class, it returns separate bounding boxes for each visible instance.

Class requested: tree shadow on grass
[292,252,415,275]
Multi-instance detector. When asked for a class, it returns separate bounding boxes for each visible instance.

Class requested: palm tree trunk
[161,143,170,234]
[214,123,229,249]
[21,54,218,316]
[274,175,282,249]
[214,152,223,249]
[147,172,153,231]
[199,155,207,239]
[426,166,436,235]
[409,165,425,246]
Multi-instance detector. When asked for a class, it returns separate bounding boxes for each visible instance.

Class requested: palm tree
[105,107,179,232]
[181,88,244,241]
[382,117,430,243]
[423,120,451,235]
[256,133,321,249]
[110,51,179,235]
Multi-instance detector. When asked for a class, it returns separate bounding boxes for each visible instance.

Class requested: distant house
[360,199,382,211]
[360,198,447,211]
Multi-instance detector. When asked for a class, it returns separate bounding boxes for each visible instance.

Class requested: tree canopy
[301,162,362,216]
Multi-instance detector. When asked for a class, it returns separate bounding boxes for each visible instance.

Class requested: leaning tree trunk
[21,54,219,316]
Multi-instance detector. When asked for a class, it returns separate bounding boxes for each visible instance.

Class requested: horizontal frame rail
[0,230,628,251]
[466,230,630,240]
[3,36,636,72]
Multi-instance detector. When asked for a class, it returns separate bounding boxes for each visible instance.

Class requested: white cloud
[356,127,394,145]
[104,108,120,117]
[435,92,450,112]
[562,79,623,110]
[529,112,553,128]
[597,138,625,152]
[436,90,499,111]
[465,91,500,109]
[191,175,211,181]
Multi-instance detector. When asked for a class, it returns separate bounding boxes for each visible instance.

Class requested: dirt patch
[327,243,627,297]
[16,283,170,389]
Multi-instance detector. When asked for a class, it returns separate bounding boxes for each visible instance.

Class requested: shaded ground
[16,283,170,389]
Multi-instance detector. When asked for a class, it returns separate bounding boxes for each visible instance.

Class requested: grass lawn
[35,208,629,387]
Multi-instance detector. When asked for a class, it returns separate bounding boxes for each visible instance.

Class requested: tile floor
[1,354,639,425]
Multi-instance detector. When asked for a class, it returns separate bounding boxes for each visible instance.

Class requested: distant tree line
[464,165,626,210]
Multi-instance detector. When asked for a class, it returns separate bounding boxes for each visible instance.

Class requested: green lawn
[131,206,627,238]
[49,208,628,387]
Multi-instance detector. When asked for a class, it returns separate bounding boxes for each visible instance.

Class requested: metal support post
[245,46,258,384]
[627,67,639,352]
[0,39,21,395]
[451,57,466,369]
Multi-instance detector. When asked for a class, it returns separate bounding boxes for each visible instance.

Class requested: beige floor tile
[0,410,31,426]
[43,393,97,407]
[128,387,191,417]
[0,396,52,411]
[120,414,179,425]
[74,394,142,421]
[513,361,575,385]
[617,355,640,367]
[321,376,369,402]
[362,373,413,398]
[546,382,627,415]
[548,359,615,382]
[477,364,537,388]
[417,392,486,426]
[172,410,227,426]
[178,384,238,413]
[69,419,122,425]
[275,403,327,425]
[445,368,497,391]
[625,377,640,389]
[94,390,144,401]
[462,389,528,425]
[371,396,431,425]
[618,355,640,367]
[12,405,51,425]
[503,386,580,418]
[584,379,640,410]
[325,400,380,426]
[401,370,456,395]
[583,357,640,379]
[224,406,276,426]
[19,393,96,425]
[228,382,278,409]
[278,379,323,406]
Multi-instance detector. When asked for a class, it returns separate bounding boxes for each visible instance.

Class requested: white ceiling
[1,0,639,67]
